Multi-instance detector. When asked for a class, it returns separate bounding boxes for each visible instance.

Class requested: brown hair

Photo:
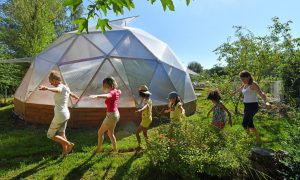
[207,89,222,102]
[49,71,61,82]
[239,70,253,85]
[103,76,118,89]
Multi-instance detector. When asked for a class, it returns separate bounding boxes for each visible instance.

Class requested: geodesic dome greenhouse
[14,23,196,127]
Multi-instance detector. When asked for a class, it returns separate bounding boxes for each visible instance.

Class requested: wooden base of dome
[13,98,196,128]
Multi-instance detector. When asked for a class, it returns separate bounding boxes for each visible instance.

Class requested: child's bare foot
[111,149,118,154]
[65,143,75,155]
[92,148,103,154]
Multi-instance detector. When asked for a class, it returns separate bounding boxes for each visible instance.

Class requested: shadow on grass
[11,155,63,180]
[111,151,143,180]
[64,153,99,180]
[101,162,112,180]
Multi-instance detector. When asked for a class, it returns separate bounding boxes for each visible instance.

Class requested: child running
[39,71,79,155]
[89,77,121,153]
[207,90,232,129]
[164,92,185,122]
[135,85,152,148]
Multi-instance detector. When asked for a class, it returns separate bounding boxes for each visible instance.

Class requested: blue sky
[83,0,300,69]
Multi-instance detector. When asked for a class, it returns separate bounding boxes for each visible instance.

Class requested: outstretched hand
[39,85,48,91]
[88,95,98,99]
[73,95,79,100]
[265,102,271,109]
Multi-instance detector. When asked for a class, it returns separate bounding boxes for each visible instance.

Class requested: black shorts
[242,102,259,129]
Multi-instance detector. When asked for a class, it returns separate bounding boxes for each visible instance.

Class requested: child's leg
[142,127,149,144]
[48,120,73,155]
[250,128,261,144]
[58,121,69,154]
[57,132,68,154]
[51,135,72,154]
[136,126,143,147]
[95,123,109,153]
[107,127,118,152]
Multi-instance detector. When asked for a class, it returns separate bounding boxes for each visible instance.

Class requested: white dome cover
[14,23,196,108]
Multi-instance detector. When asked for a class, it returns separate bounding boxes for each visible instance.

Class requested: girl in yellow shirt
[164,92,185,122]
[135,85,152,148]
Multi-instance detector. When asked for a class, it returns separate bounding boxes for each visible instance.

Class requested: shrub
[146,119,252,179]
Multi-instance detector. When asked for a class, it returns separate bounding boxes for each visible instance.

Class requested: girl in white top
[39,71,79,155]
[231,70,270,145]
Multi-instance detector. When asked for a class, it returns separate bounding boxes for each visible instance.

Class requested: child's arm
[39,85,61,93]
[89,93,111,99]
[230,85,243,96]
[164,108,171,113]
[136,104,148,113]
[207,107,213,117]
[179,105,185,115]
[164,102,173,113]
[251,82,270,106]
[70,92,79,100]
[219,103,232,127]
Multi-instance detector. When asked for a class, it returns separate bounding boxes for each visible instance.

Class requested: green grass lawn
[0,91,299,179]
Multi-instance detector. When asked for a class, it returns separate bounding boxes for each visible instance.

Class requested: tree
[0,44,23,99]
[64,0,192,33]
[268,17,300,108]
[55,3,84,37]
[188,61,203,74]
[0,0,83,95]
[0,0,67,58]
[207,65,227,76]
[214,17,300,109]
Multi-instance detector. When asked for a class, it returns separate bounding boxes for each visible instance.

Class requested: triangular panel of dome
[14,62,34,102]
[162,63,186,100]
[26,57,55,100]
[60,58,105,105]
[26,66,62,105]
[110,34,155,59]
[44,33,75,52]
[149,63,177,106]
[183,72,197,103]
[84,31,127,55]
[38,35,76,64]
[131,29,185,71]
[60,35,105,63]
[120,58,158,103]
[76,59,135,108]
[109,58,130,88]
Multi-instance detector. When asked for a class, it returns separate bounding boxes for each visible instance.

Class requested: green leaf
[99,5,108,16]
[63,0,83,13]
[160,0,174,11]
[96,18,112,32]
[186,0,191,6]
[149,0,156,4]
[71,18,88,33]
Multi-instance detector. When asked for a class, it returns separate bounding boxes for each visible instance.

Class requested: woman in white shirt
[39,71,79,155]
[231,70,270,145]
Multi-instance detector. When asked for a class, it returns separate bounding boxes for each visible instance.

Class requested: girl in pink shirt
[89,77,121,153]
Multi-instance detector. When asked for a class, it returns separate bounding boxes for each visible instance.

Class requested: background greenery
[0,1,299,179]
